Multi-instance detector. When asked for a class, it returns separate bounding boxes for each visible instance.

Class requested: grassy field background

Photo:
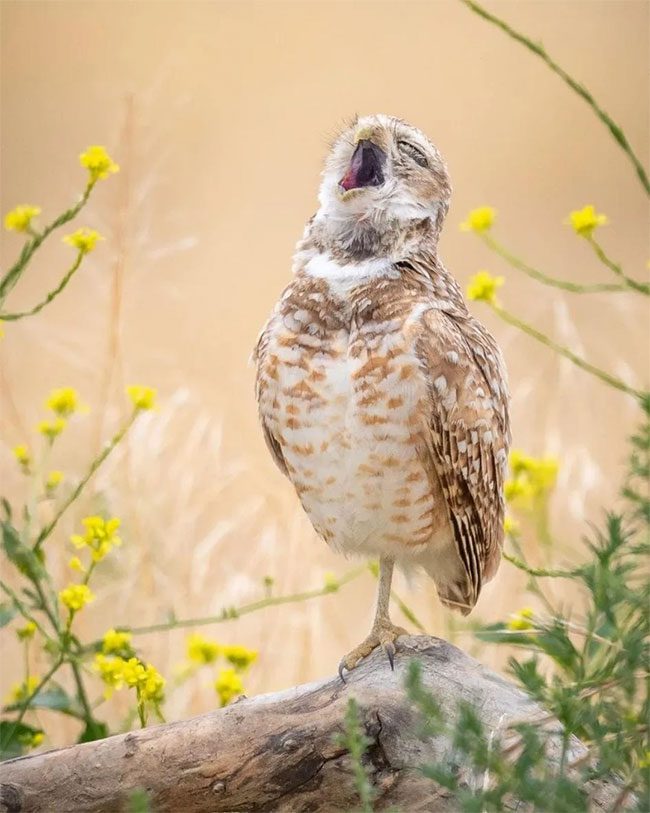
[1,0,648,747]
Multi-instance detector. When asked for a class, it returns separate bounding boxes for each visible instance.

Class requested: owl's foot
[338,619,408,681]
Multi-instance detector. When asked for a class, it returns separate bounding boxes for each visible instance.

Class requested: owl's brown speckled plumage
[254,114,510,673]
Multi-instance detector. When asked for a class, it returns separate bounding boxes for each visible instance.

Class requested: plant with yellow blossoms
[0,144,118,322]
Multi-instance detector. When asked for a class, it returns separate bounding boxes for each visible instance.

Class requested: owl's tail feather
[437,582,475,617]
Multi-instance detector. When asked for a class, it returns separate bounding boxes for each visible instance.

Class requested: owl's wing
[415,305,510,614]
[253,317,289,477]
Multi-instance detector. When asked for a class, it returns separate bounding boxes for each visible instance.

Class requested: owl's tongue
[339,139,385,191]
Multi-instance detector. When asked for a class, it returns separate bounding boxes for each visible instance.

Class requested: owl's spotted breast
[255,268,454,562]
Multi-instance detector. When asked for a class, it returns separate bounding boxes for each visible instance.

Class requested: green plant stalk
[120,565,367,637]
[586,236,650,295]
[480,233,626,294]
[0,181,95,305]
[0,580,57,647]
[0,656,64,750]
[492,303,645,400]
[1,251,85,321]
[503,551,580,579]
[34,411,138,553]
[459,0,650,195]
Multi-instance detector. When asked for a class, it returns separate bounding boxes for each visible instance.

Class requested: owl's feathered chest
[255,268,449,557]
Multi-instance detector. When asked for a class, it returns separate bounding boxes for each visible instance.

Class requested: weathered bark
[0,635,622,812]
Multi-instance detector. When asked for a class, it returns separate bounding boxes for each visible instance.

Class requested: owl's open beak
[339,139,386,192]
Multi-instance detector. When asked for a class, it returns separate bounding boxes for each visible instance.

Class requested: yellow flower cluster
[12,444,31,472]
[7,675,40,704]
[80,145,120,182]
[63,228,103,254]
[566,204,607,237]
[224,644,258,671]
[507,607,535,631]
[504,450,559,510]
[94,654,165,703]
[18,729,44,750]
[16,621,37,641]
[37,418,66,441]
[503,516,520,536]
[46,470,64,491]
[59,584,94,612]
[68,556,85,573]
[70,516,122,563]
[4,204,41,233]
[215,668,244,707]
[102,628,133,655]
[466,270,504,306]
[126,385,157,411]
[46,387,80,417]
[460,206,496,233]
[187,632,221,665]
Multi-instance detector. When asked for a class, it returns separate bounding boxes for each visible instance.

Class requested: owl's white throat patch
[303,252,398,295]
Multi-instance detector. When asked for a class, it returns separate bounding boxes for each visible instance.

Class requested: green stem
[503,551,580,579]
[0,580,58,647]
[121,565,367,637]
[481,234,626,294]
[459,0,650,195]
[0,657,64,748]
[34,412,137,553]
[493,303,646,401]
[70,660,94,725]
[0,182,95,305]
[586,236,650,295]
[0,252,85,321]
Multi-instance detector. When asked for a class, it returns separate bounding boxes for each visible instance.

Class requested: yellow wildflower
[59,583,94,612]
[37,418,66,441]
[507,607,535,631]
[460,206,496,233]
[68,556,85,573]
[116,657,165,703]
[466,270,504,306]
[215,668,244,707]
[80,145,120,182]
[12,444,31,470]
[46,387,80,417]
[70,516,121,562]
[102,628,133,655]
[16,620,37,641]
[186,632,221,665]
[45,470,64,491]
[126,385,157,411]
[504,477,534,507]
[7,675,40,704]
[63,228,103,254]
[507,450,559,505]
[93,653,126,697]
[18,730,44,749]
[224,644,258,672]
[503,516,520,536]
[566,204,608,237]
[4,204,41,232]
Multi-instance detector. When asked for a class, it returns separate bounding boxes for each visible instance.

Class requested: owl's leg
[338,556,408,679]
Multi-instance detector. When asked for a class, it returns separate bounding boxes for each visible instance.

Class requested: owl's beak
[339,139,386,192]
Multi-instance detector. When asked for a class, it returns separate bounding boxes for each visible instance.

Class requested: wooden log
[0,635,623,812]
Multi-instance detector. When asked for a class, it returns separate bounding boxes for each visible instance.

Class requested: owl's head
[314,114,451,257]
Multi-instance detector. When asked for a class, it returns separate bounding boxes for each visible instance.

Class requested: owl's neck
[305,205,445,264]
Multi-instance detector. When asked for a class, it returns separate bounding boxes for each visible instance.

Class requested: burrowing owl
[254,114,510,674]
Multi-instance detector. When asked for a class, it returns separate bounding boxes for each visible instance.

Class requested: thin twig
[0,253,84,321]
[459,0,650,194]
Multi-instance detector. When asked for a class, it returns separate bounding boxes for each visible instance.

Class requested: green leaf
[2,522,45,581]
[78,718,108,743]
[0,498,11,521]
[4,685,83,719]
[0,602,17,628]
[0,720,40,761]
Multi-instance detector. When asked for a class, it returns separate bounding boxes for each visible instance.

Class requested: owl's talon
[338,620,407,680]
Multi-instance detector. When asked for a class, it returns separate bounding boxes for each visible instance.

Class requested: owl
[254,114,510,675]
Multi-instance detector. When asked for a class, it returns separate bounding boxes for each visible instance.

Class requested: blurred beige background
[1,0,648,745]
